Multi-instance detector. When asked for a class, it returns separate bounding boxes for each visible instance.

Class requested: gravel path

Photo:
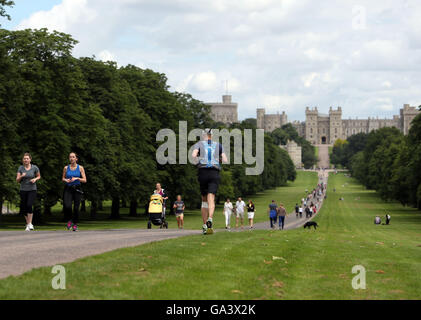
[0,170,330,280]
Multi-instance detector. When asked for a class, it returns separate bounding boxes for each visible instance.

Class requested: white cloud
[14,0,421,121]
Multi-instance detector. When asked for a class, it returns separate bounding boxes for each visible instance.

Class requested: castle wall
[256,104,419,145]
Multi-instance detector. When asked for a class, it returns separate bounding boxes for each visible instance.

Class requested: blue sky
[2,0,421,121]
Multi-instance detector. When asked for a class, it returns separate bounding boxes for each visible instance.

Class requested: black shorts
[198,168,221,196]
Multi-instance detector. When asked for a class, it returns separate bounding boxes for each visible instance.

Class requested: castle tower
[256,108,265,129]
[305,107,318,145]
[281,111,288,126]
[329,107,342,144]
[400,104,420,135]
[206,95,238,124]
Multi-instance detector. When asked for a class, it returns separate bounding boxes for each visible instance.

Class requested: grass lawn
[315,146,319,159]
[0,171,318,231]
[1,172,420,299]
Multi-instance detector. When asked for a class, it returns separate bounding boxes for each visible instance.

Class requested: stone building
[206,95,238,125]
[280,140,302,168]
[256,108,288,132]
[257,104,420,145]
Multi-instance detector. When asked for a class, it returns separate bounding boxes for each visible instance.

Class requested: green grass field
[1,172,420,299]
[0,171,318,231]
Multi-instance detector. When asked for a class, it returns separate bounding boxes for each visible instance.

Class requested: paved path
[315,144,330,169]
[0,170,330,280]
[0,229,199,279]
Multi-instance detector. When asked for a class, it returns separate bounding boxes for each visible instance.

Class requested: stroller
[147,194,168,229]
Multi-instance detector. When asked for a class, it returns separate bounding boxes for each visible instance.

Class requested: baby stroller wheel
[147,221,151,229]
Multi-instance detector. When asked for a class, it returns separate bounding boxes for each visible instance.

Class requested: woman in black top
[247,200,255,229]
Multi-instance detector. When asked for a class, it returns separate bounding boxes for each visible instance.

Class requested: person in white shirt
[235,197,246,229]
[299,206,303,218]
[223,198,233,230]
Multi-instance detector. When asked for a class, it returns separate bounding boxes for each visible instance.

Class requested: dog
[303,221,318,230]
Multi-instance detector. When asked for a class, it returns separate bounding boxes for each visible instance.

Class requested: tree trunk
[111,197,120,219]
[90,200,97,220]
[81,200,86,213]
[43,204,51,216]
[98,201,103,211]
[129,200,137,217]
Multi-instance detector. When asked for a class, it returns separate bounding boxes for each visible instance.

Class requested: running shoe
[202,223,208,235]
[28,223,34,230]
[25,225,30,231]
[206,218,213,229]
[66,221,73,230]
[72,224,78,232]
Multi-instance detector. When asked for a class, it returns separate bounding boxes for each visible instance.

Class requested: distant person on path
[305,206,311,218]
[173,195,185,229]
[16,153,41,231]
[299,206,303,218]
[277,203,287,230]
[268,200,278,229]
[385,214,391,225]
[247,200,255,229]
[295,203,299,218]
[235,197,246,230]
[192,128,227,235]
[374,215,381,225]
[62,152,87,231]
[223,198,233,230]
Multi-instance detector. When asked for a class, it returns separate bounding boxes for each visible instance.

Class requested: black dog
[303,221,318,230]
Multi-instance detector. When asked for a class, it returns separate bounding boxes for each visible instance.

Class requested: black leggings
[63,186,82,224]
[20,190,37,216]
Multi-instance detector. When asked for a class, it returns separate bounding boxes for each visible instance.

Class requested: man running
[192,129,227,235]
[295,203,299,218]
[235,197,246,230]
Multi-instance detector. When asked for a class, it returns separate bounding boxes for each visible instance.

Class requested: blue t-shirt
[269,203,278,218]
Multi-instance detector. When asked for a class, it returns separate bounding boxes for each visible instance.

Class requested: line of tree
[331,113,421,210]
[0,28,297,222]
[269,123,318,169]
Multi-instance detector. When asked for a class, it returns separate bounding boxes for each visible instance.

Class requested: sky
[2,0,421,121]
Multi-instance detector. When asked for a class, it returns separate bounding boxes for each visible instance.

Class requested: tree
[0,0,14,25]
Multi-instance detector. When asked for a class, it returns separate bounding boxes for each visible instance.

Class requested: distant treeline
[0,28,296,220]
[331,114,421,210]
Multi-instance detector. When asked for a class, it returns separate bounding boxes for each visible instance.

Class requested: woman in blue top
[61,152,87,231]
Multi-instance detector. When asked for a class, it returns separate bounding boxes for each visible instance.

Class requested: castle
[206,95,420,145]
[206,95,238,124]
[257,104,420,145]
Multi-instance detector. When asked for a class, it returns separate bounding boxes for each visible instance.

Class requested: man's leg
[207,193,215,219]
[201,195,208,224]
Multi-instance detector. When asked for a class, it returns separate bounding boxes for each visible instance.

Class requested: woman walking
[62,152,87,231]
[16,153,41,231]
[277,203,287,230]
[247,200,255,229]
[223,198,233,230]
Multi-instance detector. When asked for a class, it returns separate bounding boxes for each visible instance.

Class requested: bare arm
[221,152,228,164]
[77,166,87,183]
